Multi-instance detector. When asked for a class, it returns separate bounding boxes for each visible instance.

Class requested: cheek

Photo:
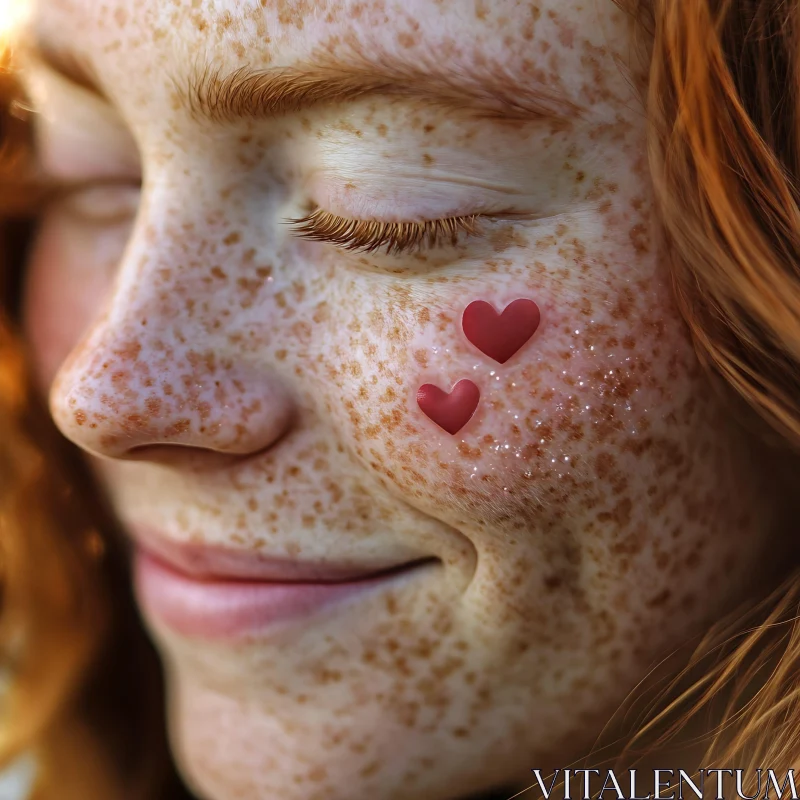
[22,211,124,389]
[324,263,714,538]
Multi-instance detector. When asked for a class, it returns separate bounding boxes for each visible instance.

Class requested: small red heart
[417,379,480,435]
[462,299,541,364]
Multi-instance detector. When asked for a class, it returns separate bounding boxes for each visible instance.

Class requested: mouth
[132,537,438,640]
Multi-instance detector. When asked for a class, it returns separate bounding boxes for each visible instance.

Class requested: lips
[130,529,437,639]
[131,525,424,582]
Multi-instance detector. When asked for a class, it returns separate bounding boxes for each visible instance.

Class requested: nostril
[124,443,262,470]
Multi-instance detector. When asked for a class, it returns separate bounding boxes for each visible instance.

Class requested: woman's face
[18,1,779,798]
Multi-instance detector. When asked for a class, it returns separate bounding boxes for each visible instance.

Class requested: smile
[132,540,438,640]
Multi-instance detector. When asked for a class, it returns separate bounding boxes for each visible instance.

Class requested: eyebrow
[22,33,582,125]
[183,54,583,124]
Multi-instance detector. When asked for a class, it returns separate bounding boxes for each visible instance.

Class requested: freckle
[210,266,228,281]
[307,766,326,782]
[113,339,142,362]
[376,123,388,137]
[74,410,87,426]
[397,31,415,48]
[145,397,162,415]
[276,350,287,361]
[489,226,526,253]
[629,223,650,253]
[412,349,428,368]
[164,419,191,437]
[611,287,635,320]
[223,231,241,245]
[359,761,380,778]
[422,153,434,165]
[312,303,329,324]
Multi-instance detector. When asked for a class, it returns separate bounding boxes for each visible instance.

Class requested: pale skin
[15,1,786,798]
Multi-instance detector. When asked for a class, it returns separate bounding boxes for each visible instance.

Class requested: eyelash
[285,207,482,255]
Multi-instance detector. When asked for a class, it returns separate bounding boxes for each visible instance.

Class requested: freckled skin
[19,1,786,799]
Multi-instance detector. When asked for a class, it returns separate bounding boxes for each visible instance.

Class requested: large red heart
[417,379,480,435]
[462,299,541,364]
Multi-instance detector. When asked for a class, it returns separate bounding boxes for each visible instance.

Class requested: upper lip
[131,526,434,584]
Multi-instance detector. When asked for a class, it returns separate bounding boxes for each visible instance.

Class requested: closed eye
[284,207,483,255]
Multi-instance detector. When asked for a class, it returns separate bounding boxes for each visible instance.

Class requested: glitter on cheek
[355,286,689,543]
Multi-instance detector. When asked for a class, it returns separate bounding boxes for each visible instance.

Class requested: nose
[50,318,295,462]
[47,207,295,463]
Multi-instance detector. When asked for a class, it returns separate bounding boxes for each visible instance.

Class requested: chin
[166,677,537,800]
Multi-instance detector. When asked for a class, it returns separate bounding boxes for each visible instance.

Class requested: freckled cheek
[21,211,125,388]
[326,299,561,491]
[329,293,695,522]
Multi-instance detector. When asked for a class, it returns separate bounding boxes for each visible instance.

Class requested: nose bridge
[49,180,295,460]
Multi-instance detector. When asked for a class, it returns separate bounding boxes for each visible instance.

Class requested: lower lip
[133,549,428,640]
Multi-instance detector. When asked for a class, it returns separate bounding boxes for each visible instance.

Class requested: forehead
[29,0,636,120]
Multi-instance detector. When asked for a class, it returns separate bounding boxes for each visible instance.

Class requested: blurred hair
[0,40,192,800]
[0,0,799,797]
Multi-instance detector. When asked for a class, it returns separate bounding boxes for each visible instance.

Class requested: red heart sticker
[417,379,480,435]
[462,299,541,364]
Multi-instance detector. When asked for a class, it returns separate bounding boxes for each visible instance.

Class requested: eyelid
[57,184,141,225]
[24,64,141,183]
[284,206,486,255]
